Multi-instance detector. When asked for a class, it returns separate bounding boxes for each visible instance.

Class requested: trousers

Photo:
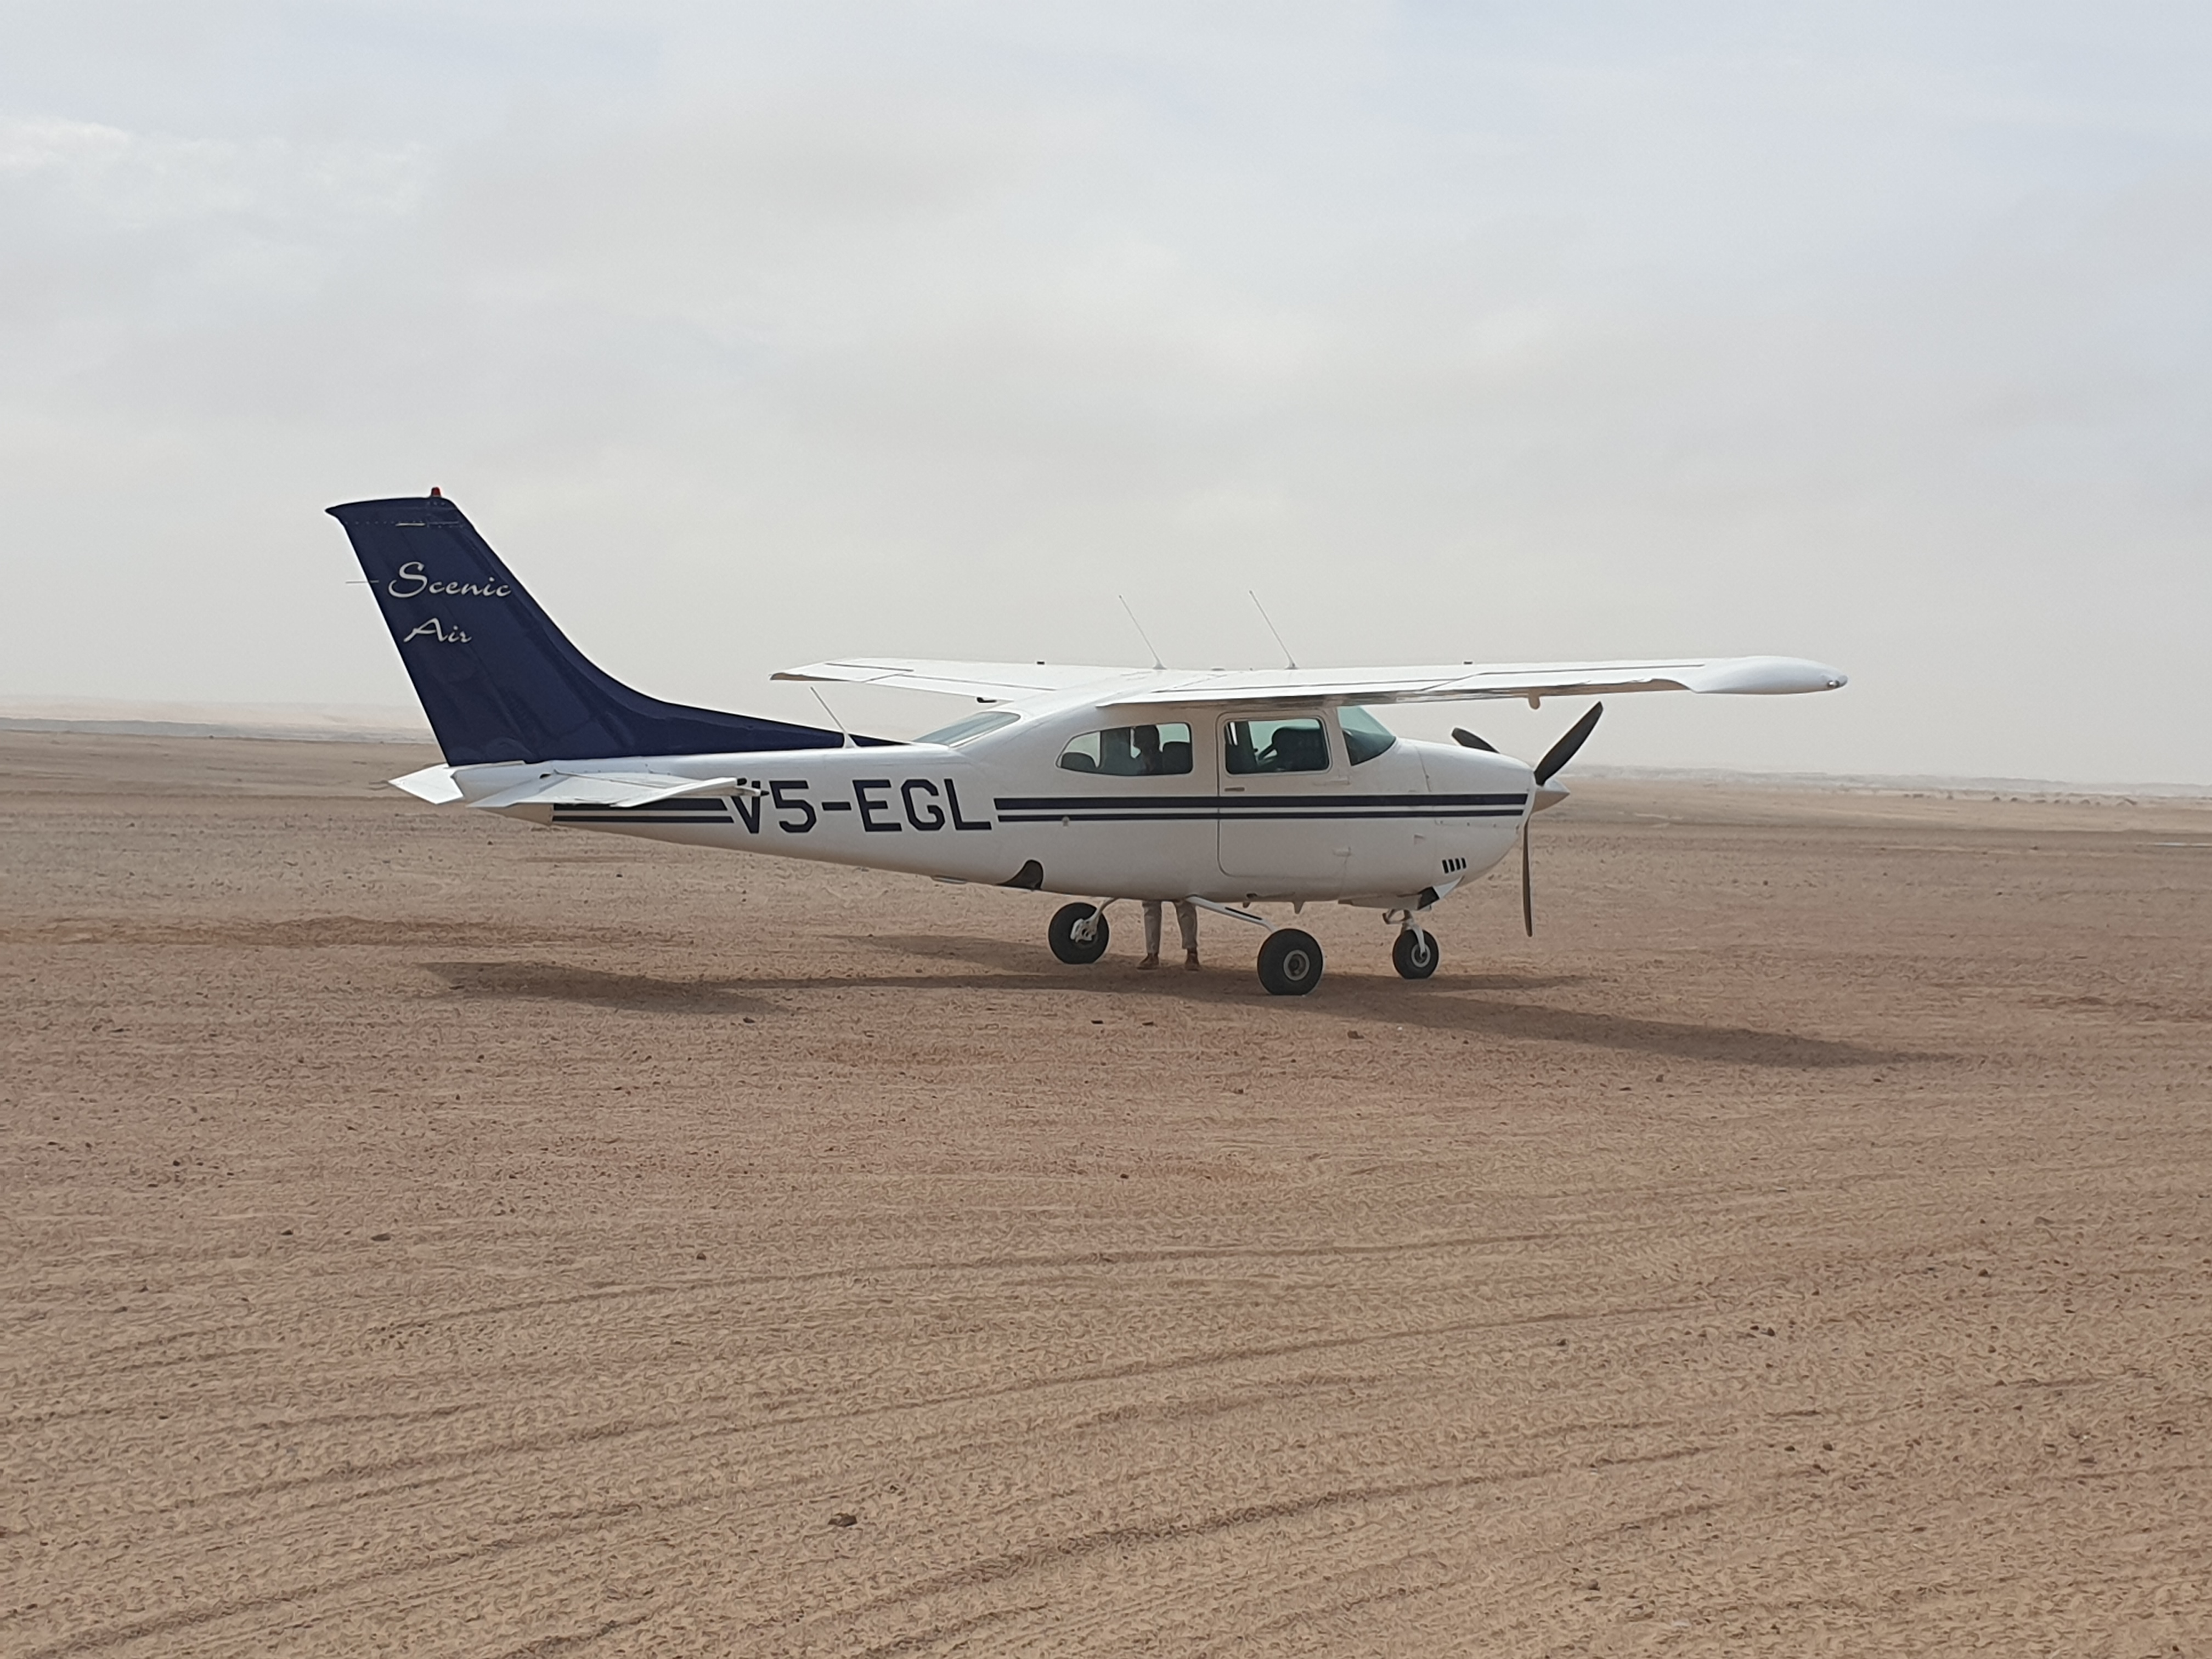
[1143,900,1199,955]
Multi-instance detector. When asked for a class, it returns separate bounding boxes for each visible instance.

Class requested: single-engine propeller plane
[330,493,1847,995]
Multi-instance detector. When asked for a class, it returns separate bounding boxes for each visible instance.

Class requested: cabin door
[1216,710,1351,885]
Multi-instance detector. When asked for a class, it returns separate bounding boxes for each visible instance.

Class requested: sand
[4,730,2209,1656]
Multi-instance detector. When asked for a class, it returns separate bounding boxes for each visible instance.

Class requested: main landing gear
[1257,929,1325,997]
[1048,901,1110,964]
[1046,904,1438,996]
[1049,899,1327,996]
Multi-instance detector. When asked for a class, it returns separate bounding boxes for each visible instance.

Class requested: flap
[775,657,1142,700]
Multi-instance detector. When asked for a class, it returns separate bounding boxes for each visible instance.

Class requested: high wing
[775,654,1844,708]
[1098,655,1847,708]
[774,657,1146,701]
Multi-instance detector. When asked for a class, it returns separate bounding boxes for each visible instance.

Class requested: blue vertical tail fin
[329,494,854,765]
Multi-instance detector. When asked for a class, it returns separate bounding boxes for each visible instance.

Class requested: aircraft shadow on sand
[424,960,778,1017]
[427,937,1931,1071]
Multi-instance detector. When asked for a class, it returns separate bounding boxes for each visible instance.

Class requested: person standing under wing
[1140,900,1199,971]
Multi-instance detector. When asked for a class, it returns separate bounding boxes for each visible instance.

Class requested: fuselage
[450,698,1533,907]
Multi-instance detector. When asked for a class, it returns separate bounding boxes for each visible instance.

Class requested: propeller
[1533,702,1604,785]
[1451,727,1497,753]
[1521,813,1535,935]
[1520,702,1604,936]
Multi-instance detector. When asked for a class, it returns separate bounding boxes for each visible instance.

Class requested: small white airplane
[330,493,1846,995]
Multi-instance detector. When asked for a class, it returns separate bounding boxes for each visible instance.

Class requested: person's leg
[1175,900,1199,968]
[1140,900,1163,968]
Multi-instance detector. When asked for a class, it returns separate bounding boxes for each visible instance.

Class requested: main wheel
[1392,927,1439,980]
[1048,901,1110,965]
[1257,928,1324,996]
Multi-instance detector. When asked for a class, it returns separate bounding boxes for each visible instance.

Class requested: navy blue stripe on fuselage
[991,791,1528,825]
[996,809,1526,823]
[552,796,730,812]
[552,799,735,825]
[992,792,1528,812]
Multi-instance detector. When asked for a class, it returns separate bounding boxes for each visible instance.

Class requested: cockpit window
[1223,716,1331,775]
[1338,705,1398,765]
[1058,722,1193,775]
[915,710,1018,746]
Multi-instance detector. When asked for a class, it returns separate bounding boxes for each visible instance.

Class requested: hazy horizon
[5,4,2209,785]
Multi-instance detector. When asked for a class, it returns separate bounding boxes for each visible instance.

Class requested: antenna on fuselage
[808,685,855,748]
[1249,591,1299,669]
[1118,595,1165,670]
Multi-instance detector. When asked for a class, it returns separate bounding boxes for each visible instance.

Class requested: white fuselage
[449,699,1533,908]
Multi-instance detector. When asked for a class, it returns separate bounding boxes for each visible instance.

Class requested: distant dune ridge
[0,696,432,743]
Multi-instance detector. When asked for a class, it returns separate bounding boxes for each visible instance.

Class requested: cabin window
[1338,705,1398,765]
[916,710,1018,746]
[1223,716,1330,775]
[1058,723,1193,776]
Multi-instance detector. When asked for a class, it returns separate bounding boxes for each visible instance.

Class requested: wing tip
[1685,656,1851,695]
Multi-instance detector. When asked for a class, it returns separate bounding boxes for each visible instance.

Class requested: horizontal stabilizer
[470,771,748,811]
[389,764,464,804]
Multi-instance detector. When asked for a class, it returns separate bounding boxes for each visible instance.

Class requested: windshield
[1339,705,1398,765]
[915,710,1018,746]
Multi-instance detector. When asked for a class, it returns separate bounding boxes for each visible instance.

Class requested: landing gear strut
[1048,901,1110,964]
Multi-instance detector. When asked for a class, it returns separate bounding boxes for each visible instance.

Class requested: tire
[1392,927,1439,980]
[1048,902,1110,965]
[1257,928,1324,996]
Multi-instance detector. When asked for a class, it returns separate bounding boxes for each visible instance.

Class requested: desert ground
[4,730,2209,1656]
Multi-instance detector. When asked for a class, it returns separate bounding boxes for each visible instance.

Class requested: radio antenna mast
[1119,595,1165,670]
[1249,591,1298,669]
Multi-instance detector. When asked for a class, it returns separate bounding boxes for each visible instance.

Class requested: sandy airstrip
[3,730,2208,1655]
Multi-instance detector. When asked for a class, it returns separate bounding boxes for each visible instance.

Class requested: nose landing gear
[1391,926,1438,980]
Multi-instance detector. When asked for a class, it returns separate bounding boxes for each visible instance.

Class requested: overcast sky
[4,3,2209,782]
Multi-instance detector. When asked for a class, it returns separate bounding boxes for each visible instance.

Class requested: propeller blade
[1521,821,1534,936]
[1533,701,1604,786]
[1451,727,1497,753]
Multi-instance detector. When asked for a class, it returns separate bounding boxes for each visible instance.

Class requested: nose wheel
[1391,927,1438,980]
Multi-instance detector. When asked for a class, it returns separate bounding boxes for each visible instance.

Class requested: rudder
[329,494,851,765]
